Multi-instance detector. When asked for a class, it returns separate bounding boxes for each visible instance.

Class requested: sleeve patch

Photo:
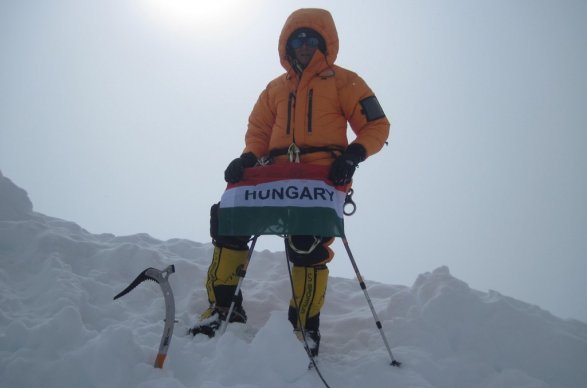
[359,96,386,122]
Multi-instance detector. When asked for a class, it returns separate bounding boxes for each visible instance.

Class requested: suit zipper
[307,89,314,134]
[287,92,296,136]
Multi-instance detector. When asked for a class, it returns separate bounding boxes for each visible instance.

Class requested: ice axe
[113,265,176,368]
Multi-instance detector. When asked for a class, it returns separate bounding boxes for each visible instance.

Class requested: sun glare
[140,0,247,35]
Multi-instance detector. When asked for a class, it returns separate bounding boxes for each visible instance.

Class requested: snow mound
[0,170,33,220]
[1,173,586,388]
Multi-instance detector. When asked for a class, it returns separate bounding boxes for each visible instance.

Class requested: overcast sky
[1,0,586,322]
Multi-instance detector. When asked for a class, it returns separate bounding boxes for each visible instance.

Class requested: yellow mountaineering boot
[189,246,248,337]
[288,265,329,356]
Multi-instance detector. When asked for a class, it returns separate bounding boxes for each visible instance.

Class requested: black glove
[224,152,257,183]
[328,144,367,185]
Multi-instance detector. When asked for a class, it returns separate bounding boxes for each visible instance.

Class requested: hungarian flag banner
[218,163,348,237]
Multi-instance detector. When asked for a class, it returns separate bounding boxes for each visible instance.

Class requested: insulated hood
[278,8,339,71]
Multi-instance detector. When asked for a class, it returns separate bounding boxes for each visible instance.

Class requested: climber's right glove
[224,152,257,183]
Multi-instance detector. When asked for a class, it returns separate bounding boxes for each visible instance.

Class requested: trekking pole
[341,235,401,367]
[219,235,259,336]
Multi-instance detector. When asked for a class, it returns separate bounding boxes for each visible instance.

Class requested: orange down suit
[199,9,391,337]
[243,8,390,165]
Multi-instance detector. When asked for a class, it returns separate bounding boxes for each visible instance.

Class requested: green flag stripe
[218,206,344,237]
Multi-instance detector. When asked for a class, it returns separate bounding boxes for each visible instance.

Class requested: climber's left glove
[328,143,367,185]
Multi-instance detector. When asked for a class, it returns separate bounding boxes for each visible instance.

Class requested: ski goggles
[289,36,320,49]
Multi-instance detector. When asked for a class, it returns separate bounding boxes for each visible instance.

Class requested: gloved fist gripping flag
[218,164,348,237]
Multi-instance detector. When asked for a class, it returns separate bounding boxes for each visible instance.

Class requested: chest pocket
[307,77,347,139]
[272,91,292,136]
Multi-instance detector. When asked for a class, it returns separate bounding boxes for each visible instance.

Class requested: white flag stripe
[220,179,346,218]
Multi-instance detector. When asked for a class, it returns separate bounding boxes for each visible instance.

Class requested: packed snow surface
[1,170,586,388]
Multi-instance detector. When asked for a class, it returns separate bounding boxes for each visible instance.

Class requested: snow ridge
[1,172,586,388]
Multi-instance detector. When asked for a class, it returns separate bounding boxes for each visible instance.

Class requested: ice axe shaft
[114,265,176,368]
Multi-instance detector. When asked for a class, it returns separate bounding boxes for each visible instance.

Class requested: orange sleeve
[338,71,390,158]
[243,86,275,158]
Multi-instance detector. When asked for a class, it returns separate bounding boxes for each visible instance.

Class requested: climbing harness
[287,235,322,255]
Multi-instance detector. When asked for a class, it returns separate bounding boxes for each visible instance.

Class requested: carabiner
[343,188,357,216]
[287,143,301,163]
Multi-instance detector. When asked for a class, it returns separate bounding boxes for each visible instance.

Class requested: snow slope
[1,170,586,388]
